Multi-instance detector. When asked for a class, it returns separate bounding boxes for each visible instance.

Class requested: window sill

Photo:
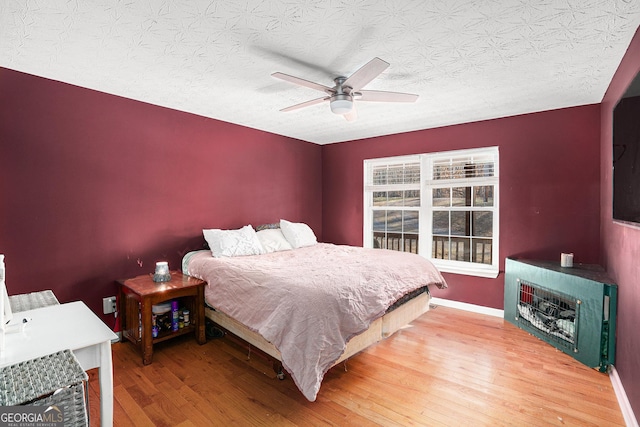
[429,259,499,279]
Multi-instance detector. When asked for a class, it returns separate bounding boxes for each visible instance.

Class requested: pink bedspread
[185,243,447,401]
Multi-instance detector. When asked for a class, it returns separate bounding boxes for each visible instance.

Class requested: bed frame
[205,291,431,378]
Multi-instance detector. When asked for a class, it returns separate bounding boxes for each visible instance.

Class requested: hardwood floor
[87,305,625,426]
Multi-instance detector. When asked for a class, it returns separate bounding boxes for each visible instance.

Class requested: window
[364,147,499,278]
[369,159,421,253]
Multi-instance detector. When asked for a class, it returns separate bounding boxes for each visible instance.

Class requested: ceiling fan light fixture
[330,94,353,114]
[273,58,417,119]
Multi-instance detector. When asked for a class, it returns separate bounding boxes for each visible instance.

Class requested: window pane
[433,164,448,180]
[403,211,419,233]
[432,211,449,235]
[474,186,494,207]
[404,190,420,207]
[472,238,492,264]
[474,162,495,177]
[451,211,470,236]
[452,187,471,206]
[452,162,465,179]
[387,191,402,206]
[472,211,493,237]
[404,234,419,253]
[373,191,387,206]
[387,210,402,232]
[387,165,404,184]
[386,233,403,251]
[404,164,420,183]
[373,211,386,231]
[432,236,449,259]
[451,237,471,261]
[373,232,385,249]
[432,188,450,207]
[433,160,471,180]
[373,166,387,185]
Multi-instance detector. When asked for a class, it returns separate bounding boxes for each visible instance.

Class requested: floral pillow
[203,225,265,258]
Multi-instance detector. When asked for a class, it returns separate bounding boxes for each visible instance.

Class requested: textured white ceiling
[1,1,639,145]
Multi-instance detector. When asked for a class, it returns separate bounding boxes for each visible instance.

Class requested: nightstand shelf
[118,271,206,365]
[153,324,196,343]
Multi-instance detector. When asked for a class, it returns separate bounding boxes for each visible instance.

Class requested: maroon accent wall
[322,105,601,309]
[0,68,322,327]
[600,26,640,419]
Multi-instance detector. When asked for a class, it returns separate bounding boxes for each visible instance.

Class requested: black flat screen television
[613,70,640,225]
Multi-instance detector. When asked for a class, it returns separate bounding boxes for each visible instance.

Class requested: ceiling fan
[271,57,418,121]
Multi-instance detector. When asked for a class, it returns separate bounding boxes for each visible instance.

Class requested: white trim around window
[364,147,499,279]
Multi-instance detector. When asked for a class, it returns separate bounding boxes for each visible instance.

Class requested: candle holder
[560,253,574,268]
[153,261,171,283]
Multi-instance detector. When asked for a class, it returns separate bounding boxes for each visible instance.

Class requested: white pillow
[256,229,293,253]
[203,225,265,258]
[280,219,317,248]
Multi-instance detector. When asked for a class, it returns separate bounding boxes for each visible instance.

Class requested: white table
[0,301,118,426]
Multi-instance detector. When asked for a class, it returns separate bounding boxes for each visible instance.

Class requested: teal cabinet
[504,258,617,372]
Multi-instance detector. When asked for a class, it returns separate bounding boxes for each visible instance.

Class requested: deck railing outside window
[373,232,419,254]
[431,236,492,264]
[373,233,492,265]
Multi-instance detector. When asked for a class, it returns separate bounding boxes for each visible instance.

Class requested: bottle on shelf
[183,309,190,327]
[171,300,179,332]
[152,314,158,338]
[178,310,184,329]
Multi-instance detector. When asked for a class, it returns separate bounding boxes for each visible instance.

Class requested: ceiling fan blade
[271,72,333,93]
[358,90,419,103]
[280,96,329,112]
[342,57,389,91]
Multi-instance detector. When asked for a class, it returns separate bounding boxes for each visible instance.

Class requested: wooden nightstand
[118,271,206,365]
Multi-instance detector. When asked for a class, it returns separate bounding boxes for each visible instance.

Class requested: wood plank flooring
[87,305,625,426]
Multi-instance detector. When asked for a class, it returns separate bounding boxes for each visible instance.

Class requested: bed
[182,222,447,401]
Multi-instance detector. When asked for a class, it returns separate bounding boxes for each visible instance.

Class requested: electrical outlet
[102,296,117,314]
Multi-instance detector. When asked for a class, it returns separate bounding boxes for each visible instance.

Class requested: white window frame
[363,155,421,253]
[364,147,499,278]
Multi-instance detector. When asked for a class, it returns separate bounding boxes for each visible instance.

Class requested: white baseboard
[430,297,504,318]
[610,365,639,427]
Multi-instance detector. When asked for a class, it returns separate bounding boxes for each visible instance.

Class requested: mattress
[184,243,447,401]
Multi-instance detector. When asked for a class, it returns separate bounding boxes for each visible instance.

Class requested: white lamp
[330,94,353,114]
